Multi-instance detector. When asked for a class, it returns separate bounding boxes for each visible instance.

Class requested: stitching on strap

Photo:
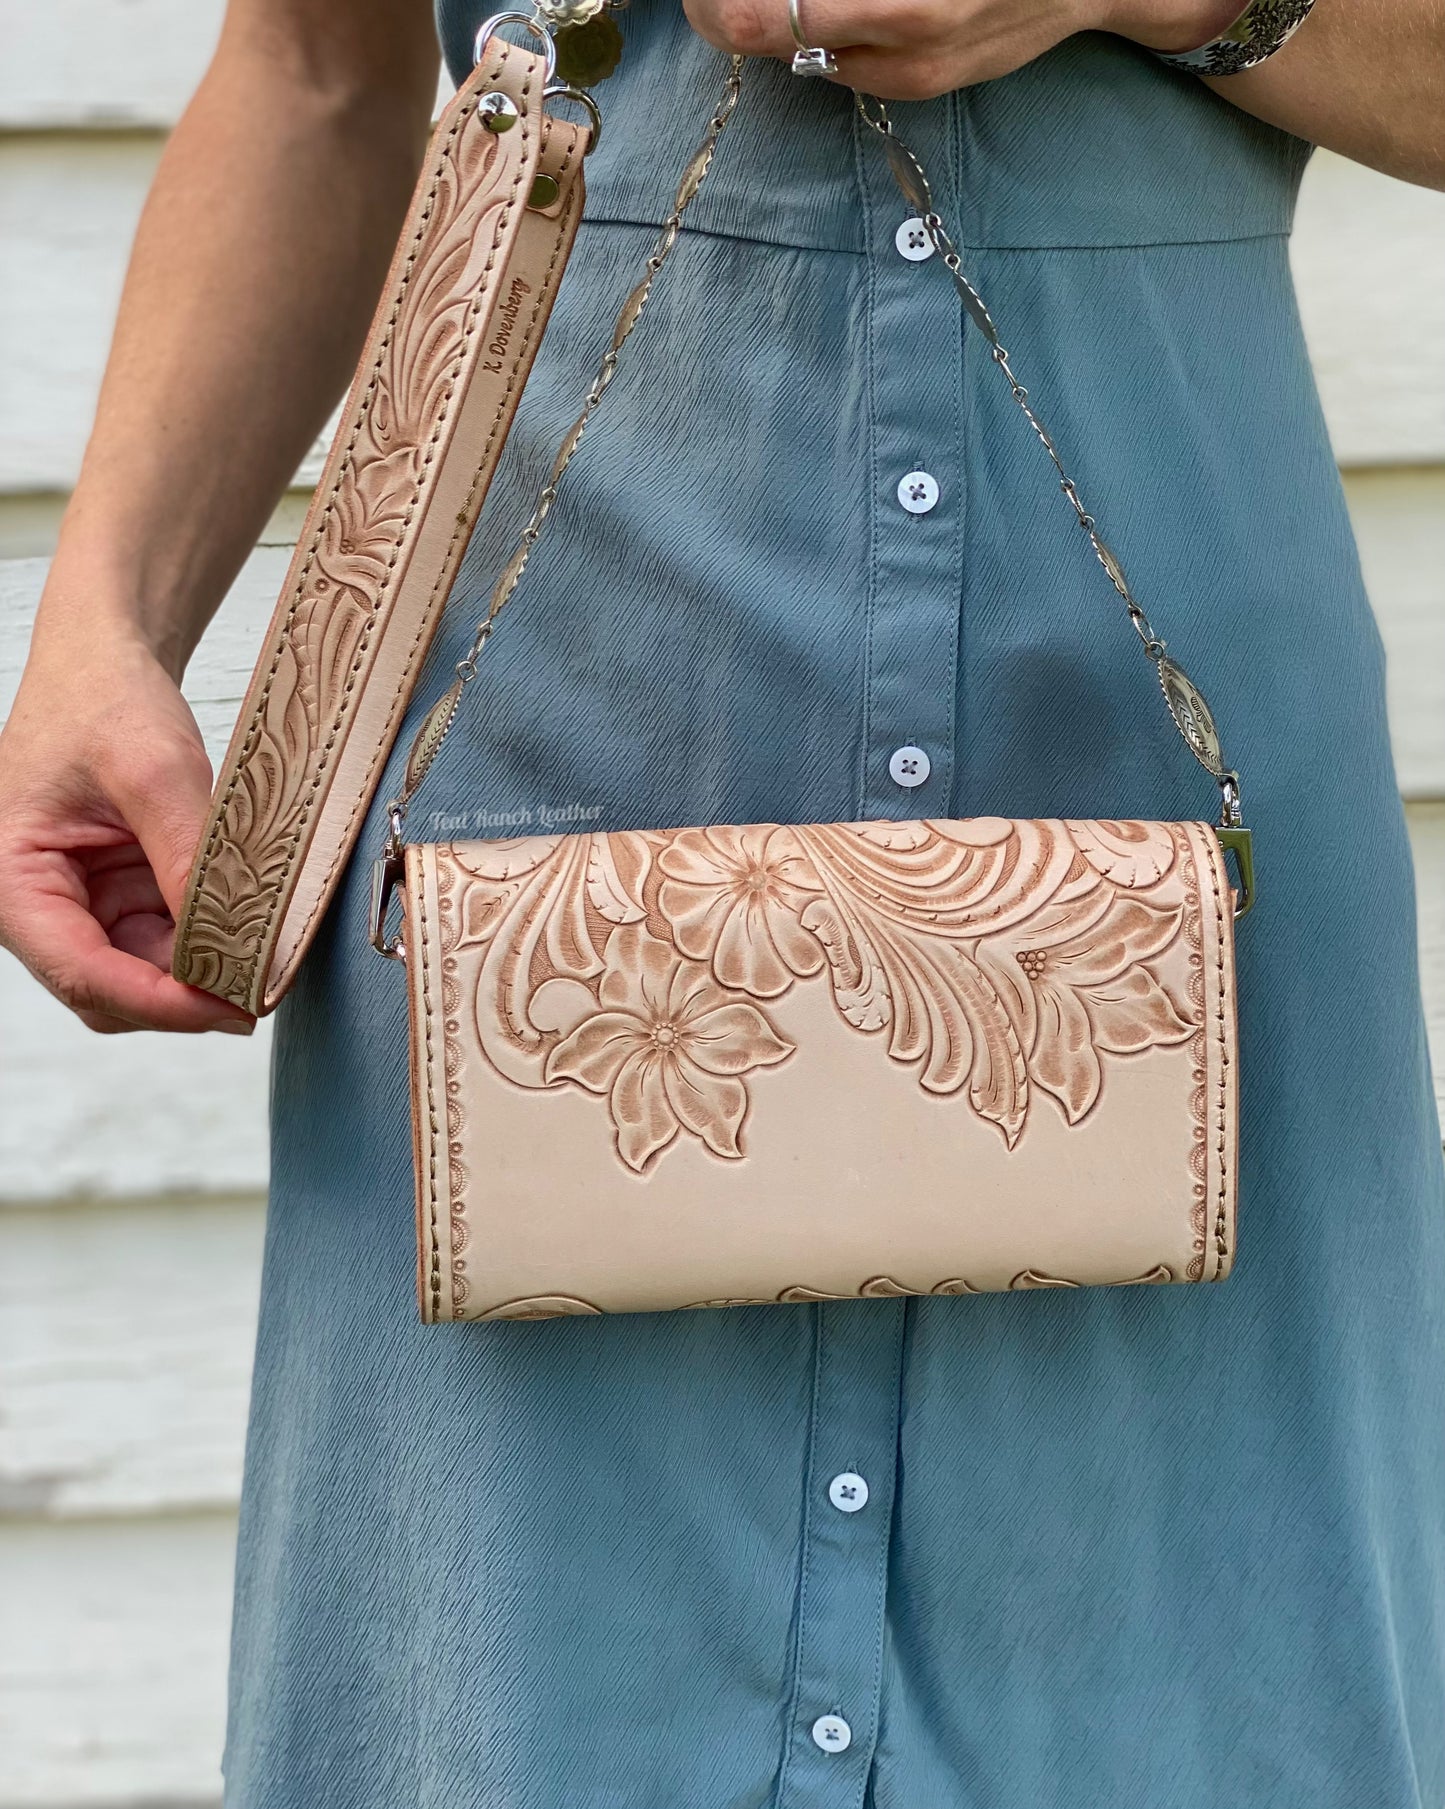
[416,853,442,1322]
[179,44,533,1000]
[282,123,586,979]
[179,60,504,960]
[1209,831,1230,1275]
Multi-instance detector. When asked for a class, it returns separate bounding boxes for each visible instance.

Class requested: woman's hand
[0,0,439,1036]
[683,0,1242,98]
[687,0,1445,203]
[0,611,253,1036]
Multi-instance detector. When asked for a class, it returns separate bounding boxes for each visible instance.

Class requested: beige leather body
[402,815,1238,1320]
[172,39,589,1014]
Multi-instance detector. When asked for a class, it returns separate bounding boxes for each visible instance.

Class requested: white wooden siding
[1,136,159,493]
[0,1197,265,1521]
[1,8,1442,1804]
[0,2,223,131]
[1292,149,1445,465]
[0,1515,238,1807]
[1346,468,1445,799]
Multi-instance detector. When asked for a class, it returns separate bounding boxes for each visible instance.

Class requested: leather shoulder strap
[173,37,588,1013]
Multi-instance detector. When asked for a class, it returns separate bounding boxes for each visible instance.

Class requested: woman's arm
[52,0,439,678]
[1195,0,1445,190]
[0,0,438,1033]
[689,0,1445,188]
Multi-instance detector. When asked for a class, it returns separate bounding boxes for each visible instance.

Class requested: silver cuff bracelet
[1156,0,1318,75]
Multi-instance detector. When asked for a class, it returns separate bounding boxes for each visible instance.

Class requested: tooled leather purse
[174,17,1253,1322]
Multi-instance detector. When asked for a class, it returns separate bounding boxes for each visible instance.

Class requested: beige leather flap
[403,816,1239,1320]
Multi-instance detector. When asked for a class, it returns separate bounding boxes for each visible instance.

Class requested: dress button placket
[773,97,963,1809]
[773,1303,906,1809]
[856,105,963,824]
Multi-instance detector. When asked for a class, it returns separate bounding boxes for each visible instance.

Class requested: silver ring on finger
[788,0,838,77]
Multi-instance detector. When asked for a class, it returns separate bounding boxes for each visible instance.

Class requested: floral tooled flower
[545,924,794,1172]
[657,824,824,999]
[975,886,1194,1124]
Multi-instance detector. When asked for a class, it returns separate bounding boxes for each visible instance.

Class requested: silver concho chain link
[854,94,1241,827]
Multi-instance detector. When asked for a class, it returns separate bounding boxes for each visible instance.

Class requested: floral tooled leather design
[176,94,527,1003]
[173,43,590,1014]
[546,923,795,1172]
[436,817,1197,1174]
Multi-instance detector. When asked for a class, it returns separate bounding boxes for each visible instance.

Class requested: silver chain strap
[373,55,1251,957]
[382,54,745,855]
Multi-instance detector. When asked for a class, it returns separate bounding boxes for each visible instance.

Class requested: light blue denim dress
[224,7,1445,1804]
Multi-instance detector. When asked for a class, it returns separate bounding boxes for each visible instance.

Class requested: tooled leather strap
[172,38,589,1013]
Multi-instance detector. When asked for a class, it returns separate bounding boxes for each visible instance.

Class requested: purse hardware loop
[543,80,603,152]
[369,805,408,961]
[473,12,558,80]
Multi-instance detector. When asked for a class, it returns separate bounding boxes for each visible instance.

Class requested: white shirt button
[897,469,939,514]
[828,1471,869,1513]
[894,216,934,261]
[811,1714,852,1754]
[888,745,931,789]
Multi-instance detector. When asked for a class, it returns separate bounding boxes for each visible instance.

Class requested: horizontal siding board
[1343,467,1445,800]
[0,0,222,131]
[0,1513,231,1807]
[0,137,332,495]
[0,952,272,1204]
[1,139,1443,494]
[1292,150,1445,466]
[1414,803,1445,1127]
[0,1,449,134]
[0,1197,263,1519]
[0,136,161,493]
[0,488,318,564]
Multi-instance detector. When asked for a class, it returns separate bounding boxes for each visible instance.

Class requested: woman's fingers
[0,758,251,1036]
[108,902,185,971]
[684,0,848,59]
[2,870,253,1033]
[74,1008,146,1036]
[85,847,170,931]
[821,43,960,100]
[106,729,216,920]
[683,0,966,59]
[683,0,1092,93]
[0,629,253,1035]
[64,847,179,971]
